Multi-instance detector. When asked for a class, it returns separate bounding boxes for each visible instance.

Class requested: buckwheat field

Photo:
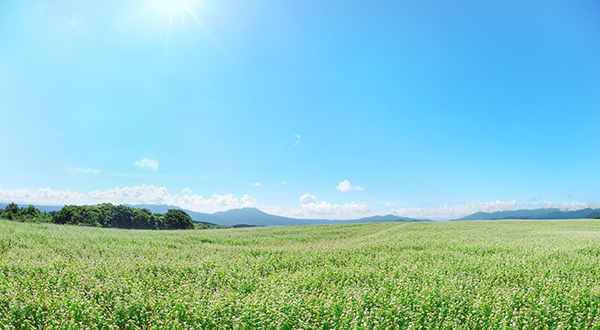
[1,219,600,329]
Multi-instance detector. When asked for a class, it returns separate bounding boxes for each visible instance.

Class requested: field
[1,219,600,329]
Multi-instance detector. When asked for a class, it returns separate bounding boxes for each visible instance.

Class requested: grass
[1,219,600,329]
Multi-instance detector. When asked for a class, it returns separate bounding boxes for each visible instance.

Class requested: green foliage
[1,220,600,328]
[1,203,50,223]
[52,204,197,230]
[3,203,214,231]
[194,222,230,230]
[163,209,195,230]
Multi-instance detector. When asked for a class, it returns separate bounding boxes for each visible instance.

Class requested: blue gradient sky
[1,0,599,219]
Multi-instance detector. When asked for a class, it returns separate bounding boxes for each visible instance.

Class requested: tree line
[1,203,196,230]
[0,203,52,222]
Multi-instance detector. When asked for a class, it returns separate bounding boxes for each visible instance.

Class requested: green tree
[26,205,39,217]
[53,206,83,225]
[163,209,194,230]
[132,208,157,229]
[5,203,20,218]
[3,203,23,221]
[51,204,193,230]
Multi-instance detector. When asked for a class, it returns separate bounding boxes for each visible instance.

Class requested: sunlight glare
[153,0,197,16]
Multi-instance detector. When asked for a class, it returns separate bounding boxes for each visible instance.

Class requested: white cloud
[181,187,193,194]
[336,180,363,192]
[69,167,100,175]
[290,194,371,219]
[390,200,600,220]
[336,180,351,192]
[2,184,598,221]
[252,182,262,186]
[266,198,600,221]
[242,194,256,207]
[300,194,316,205]
[0,185,255,214]
[296,200,371,218]
[135,157,159,170]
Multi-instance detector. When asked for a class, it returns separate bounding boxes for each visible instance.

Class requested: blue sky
[1,0,599,219]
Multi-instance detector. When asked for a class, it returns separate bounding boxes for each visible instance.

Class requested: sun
[152,0,200,17]
[134,0,217,48]
[146,0,209,33]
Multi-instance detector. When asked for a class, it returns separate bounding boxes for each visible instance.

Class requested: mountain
[202,208,431,226]
[205,208,312,226]
[5,201,598,226]
[588,211,600,219]
[455,208,600,221]
[541,208,600,219]
[1,202,428,226]
[344,214,431,223]
[456,208,561,221]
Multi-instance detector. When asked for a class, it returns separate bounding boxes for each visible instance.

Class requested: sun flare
[152,0,198,16]
[143,0,215,45]
[147,0,208,29]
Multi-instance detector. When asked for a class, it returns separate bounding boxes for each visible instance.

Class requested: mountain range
[2,203,599,226]
[455,208,600,221]
[125,205,431,227]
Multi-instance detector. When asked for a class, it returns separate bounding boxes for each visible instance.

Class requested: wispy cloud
[252,182,262,186]
[293,133,301,146]
[386,202,396,207]
[336,180,363,192]
[62,15,84,31]
[181,187,193,194]
[135,157,159,170]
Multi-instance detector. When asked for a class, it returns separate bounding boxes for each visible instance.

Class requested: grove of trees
[0,203,52,222]
[52,204,194,230]
[2,203,195,230]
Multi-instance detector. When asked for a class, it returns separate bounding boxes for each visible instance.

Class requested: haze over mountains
[2,203,600,226]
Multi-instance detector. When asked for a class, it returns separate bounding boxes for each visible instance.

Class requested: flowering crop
[1,219,600,329]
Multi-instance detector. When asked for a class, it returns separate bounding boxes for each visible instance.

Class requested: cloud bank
[287,194,371,219]
[1,185,599,220]
[0,185,255,214]
[389,200,600,220]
